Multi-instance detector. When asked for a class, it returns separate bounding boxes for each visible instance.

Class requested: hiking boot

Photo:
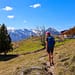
[52,62,54,65]
[50,62,54,66]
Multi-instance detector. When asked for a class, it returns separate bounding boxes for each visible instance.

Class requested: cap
[46,31,50,35]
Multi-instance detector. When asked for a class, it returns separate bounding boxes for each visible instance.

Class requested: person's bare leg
[50,53,54,65]
[48,53,51,66]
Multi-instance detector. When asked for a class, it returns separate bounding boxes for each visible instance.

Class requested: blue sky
[0,0,75,31]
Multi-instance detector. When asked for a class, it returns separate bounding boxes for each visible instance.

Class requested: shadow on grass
[0,54,19,61]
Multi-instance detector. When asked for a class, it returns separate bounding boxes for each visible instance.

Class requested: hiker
[46,32,55,66]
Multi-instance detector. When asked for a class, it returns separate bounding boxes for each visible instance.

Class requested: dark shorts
[47,47,54,53]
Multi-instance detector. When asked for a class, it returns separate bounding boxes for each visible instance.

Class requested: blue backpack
[47,36,55,48]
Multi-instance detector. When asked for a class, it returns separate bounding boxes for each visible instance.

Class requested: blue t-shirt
[46,36,55,48]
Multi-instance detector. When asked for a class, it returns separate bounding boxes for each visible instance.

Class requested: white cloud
[7,15,14,19]
[2,6,13,11]
[29,3,41,8]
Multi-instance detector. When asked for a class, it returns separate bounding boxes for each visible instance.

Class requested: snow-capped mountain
[46,27,59,35]
[8,27,59,42]
[8,29,36,42]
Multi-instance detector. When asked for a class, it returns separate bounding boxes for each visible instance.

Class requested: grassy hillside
[54,39,75,75]
[9,37,44,54]
[0,37,75,75]
[10,36,69,54]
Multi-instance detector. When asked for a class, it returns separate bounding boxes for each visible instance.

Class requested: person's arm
[46,41,48,49]
[45,38,48,49]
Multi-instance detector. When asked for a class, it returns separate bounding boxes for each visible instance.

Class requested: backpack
[47,36,55,48]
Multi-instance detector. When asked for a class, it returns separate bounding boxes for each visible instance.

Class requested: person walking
[46,32,55,66]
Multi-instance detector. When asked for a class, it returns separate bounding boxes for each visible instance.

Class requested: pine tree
[0,24,13,55]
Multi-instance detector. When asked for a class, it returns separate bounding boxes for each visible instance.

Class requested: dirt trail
[0,49,56,75]
[14,62,55,75]
[0,50,46,75]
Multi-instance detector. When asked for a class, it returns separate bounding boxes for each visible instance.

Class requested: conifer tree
[0,24,13,55]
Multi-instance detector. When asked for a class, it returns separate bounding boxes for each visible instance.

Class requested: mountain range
[8,27,59,42]
[8,29,36,42]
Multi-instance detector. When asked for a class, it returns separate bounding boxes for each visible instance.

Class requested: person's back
[47,36,55,48]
